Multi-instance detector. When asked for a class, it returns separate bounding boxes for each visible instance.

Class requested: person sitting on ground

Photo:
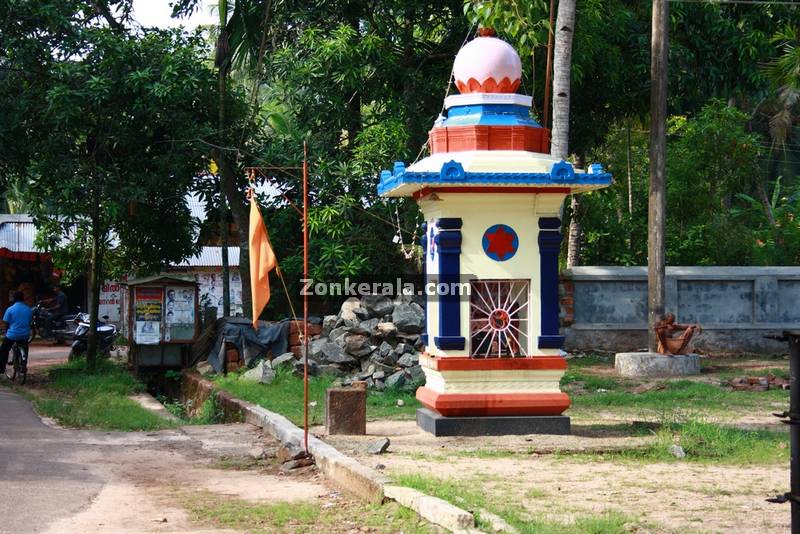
[654,313,702,356]
[1,291,33,369]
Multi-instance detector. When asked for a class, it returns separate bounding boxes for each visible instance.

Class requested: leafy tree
[0,2,217,368]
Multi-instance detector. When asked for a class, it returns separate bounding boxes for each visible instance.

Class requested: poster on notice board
[134,287,162,344]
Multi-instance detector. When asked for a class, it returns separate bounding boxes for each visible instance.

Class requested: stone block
[325,387,366,435]
[614,352,701,377]
[416,408,570,436]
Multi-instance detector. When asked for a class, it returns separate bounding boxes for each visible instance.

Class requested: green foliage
[394,473,635,534]
[580,101,800,266]
[211,366,419,425]
[32,359,175,431]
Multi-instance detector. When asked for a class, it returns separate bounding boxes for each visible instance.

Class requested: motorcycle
[69,313,117,361]
[31,303,80,344]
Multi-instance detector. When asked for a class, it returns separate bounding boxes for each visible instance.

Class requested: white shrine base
[614,352,701,377]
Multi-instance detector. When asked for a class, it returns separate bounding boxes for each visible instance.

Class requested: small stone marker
[669,444,686,459]
[325,385,367,435]
[366,437,390,455]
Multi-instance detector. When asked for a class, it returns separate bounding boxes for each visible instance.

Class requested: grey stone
[338,297,361,322]
[366,437,391,455]
[306,338,330,362]
[615,352,701,377]
[329,326,349,346]
[408,364,425,383]
[394,342,413,356]
[379,341,393,358]
[280,457,314,473]
[344,333,372,357]
[372,370,385,380]
[375,322,397,338]
[359,318,380,334]
[385,370,406,389]
[318,364,346,377]
[397,352,419,367]
[271,352,296,369]
[361,295,395,319]
[353,307,370,321]
[392,303,425,334]
[294,357,319,377]
[241,361,276,384]
[669,444,686,459]
[322,344,357,365]
[373,379,385,391]
[322,315,338,337]
[416,408,571,437]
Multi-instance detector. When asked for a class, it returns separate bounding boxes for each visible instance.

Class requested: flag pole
[302,140,309,455]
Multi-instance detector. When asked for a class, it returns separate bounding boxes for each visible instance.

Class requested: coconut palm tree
[549,0,579,268]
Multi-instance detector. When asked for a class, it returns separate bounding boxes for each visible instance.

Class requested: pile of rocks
[303,295,426,390]
[727,374,790,391]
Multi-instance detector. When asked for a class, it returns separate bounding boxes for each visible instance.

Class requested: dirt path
[41,425,331,533]
[0,385,332,534]
[322,420,790,533]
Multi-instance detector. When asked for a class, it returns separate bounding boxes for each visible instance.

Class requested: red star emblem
[485,225,517,260]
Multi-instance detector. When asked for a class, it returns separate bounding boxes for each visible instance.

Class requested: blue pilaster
[538,217,565,349]
[420,221,428,346]
[435,218,465,350]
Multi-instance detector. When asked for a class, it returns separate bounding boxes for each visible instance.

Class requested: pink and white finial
[453,28,522,94]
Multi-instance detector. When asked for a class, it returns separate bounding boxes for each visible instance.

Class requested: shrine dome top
[453,28,522,94]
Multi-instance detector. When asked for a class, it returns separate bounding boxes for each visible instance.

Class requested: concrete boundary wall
[560,267,800,354]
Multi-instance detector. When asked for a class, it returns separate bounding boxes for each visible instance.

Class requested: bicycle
[4,339,28,385]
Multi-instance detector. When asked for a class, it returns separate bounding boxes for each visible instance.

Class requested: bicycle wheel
[16,346,26,385]
[6,347,18,382]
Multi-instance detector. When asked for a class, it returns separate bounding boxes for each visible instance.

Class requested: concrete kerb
[182,371,478,531]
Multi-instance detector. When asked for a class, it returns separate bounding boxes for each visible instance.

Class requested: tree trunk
[215,0,250,318]
[220,187,231,317]
[86,211,103,372]
[551,0,578,267]
[217,155,252,318]
[648,0,669,352]
[550,0,576,160]
[755,178,776,227]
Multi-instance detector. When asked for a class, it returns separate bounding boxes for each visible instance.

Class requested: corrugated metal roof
[173,246,241,267]
[0,215,37,252]
[0,214,241,268]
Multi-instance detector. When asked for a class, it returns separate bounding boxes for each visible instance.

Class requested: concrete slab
[416,408,571,436]
[615,352,701,377]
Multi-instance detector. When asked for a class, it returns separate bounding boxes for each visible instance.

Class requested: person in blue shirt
[1,291,33,370]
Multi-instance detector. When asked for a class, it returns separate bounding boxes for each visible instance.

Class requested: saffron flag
[249,195,277,327]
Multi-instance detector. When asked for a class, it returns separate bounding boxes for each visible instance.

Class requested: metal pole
[769,330,800,532]
[789,332,800,533]
[303,141,309,455]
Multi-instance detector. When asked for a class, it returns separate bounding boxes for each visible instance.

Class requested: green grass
[571,378,787,413]
[212,367,419,426]
[181,490,435,533]
[393,473,635,534]
[30,359,176,431]
[610,420,788,465]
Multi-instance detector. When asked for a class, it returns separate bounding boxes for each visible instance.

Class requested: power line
[669,0,800,5]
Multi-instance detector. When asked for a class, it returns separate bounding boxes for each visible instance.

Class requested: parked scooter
[68,313,117,361]
[31,303,80,344]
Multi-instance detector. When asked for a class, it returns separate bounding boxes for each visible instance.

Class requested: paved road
[0,387,105,534]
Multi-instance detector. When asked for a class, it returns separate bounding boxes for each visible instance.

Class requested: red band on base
[416,387,571,417]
